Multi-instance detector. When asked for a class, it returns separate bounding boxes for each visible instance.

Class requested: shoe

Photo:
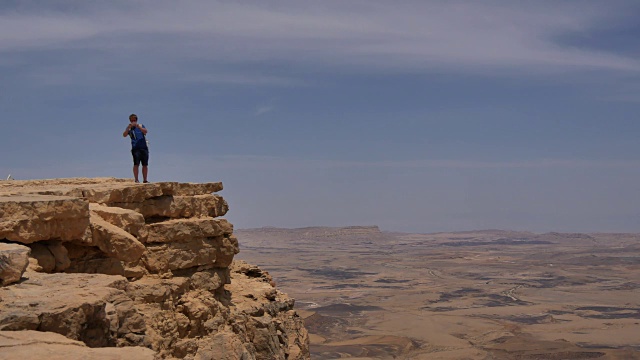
[135,180,140,183]
[143,180,149,183]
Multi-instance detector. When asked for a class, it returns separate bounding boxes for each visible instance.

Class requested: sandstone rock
[188,268,230,292]
[75,181,222,203]
[280,310,310,360]
[29,188,85,198]
[142,236,237,272]
[88,216,146,262]
[122,282,233,358]
[159,181,224,196]
[90,203,147,239]
[0,330,156,359]
[0,272,130,347]
[123,261,147,279]
[0,195,89,244]
[27,257,42,272]
[0,178,119,198]
[195,331,254,360]
[106,292,148,346]
[175,290,226,337]
[0,243,30,285]
[0,178,309,360]
[172,338,199,358]
[110,194,228,219]
[146,217,233,243]
[225,266,309,360]
[138,307,185,354]
[81,183,163,203]
[231,260,276,287]
[125,277,190,305]
[0,177,130,193]
[228,265,295,318]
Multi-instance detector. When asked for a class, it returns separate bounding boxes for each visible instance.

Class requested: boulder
[0,195,89,244]
[87,216,146,263]
[89,203,147,239]
[0,243,30,285]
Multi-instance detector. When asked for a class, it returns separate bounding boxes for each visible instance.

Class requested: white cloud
[182,73,304,87]
[255,105,274,116]
[1,0,639,75]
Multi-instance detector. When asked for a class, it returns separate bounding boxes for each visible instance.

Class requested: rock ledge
[0,178,309,360]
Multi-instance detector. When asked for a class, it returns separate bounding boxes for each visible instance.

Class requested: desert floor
[235,227,640,360]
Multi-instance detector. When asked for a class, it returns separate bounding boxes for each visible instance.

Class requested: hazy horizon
[235,224,634,235]
[2,1,640,234]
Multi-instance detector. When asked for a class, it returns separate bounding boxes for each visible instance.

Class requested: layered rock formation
[0,178,309,359]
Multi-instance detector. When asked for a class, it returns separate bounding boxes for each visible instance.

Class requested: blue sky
[1,1,640,233]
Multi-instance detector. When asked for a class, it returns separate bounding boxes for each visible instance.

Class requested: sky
[1,0,640,233]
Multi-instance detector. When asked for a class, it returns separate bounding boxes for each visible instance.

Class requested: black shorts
[131,148,149,166]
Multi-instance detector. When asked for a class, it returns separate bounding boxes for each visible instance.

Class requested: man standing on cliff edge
[122,113,149,183]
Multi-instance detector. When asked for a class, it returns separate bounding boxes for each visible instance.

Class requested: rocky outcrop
[0,178,309,359]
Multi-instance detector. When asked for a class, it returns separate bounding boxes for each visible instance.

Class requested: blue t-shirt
[128,125,148,150]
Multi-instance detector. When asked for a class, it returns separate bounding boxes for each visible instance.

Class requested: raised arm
[123,124,132,137]
[140,124,148,135]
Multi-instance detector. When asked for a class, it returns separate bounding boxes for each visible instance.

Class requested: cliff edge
[0,178,309,360]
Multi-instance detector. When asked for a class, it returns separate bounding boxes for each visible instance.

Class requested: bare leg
[133,165,139,182]
[142,166,148,182]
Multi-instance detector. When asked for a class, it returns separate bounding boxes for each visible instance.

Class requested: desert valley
[236,226,640,359]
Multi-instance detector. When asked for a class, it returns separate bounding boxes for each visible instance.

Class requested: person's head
[129,114,138,123]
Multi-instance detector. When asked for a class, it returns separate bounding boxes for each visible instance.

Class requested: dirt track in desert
[236,227,640,360]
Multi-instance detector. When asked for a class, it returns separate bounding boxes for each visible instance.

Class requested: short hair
[129,113,138,120]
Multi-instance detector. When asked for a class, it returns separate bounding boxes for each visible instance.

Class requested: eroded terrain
[236,227,640,359]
